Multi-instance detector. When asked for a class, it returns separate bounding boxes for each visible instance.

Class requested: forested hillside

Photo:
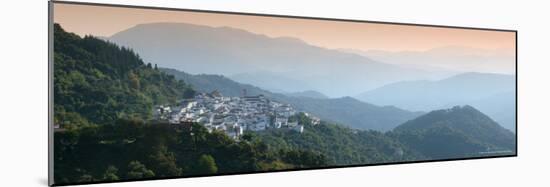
[253,113,424,165]
[53,24,325,184]
[53,23,195,128]
[389,106,515,159]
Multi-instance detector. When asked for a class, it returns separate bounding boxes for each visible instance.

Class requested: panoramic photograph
[51,2,516,185]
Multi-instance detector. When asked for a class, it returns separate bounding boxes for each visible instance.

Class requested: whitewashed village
[153,90,321,139]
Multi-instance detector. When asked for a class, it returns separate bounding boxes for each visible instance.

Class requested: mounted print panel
[49,1,517,186]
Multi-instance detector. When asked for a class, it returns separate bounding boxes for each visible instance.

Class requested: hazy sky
[53,3,515,53]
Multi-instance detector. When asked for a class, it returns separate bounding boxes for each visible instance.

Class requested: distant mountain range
[340,46,515,74]
[355,72,516,132]
[162,68,422,131]
[391,105,515,159]
[103,21,516,135]
[467,91,515,132]
[107,22,452,97]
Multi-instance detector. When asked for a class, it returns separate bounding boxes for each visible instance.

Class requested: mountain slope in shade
[108,22,451,97]
[160,68,273,97]
[161,68,422,131]
[282,96,424,131]
[283,90,328,99]
[355,72,516,131]
[390,105,515,159]
[438,91,516,132]
[230,71,315,93]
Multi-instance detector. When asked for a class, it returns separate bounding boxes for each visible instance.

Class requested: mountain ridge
[391,105,515,159]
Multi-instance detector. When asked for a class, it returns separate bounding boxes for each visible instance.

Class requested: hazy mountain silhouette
[469,91,515,132]
[108,22,451,97]
[355,72,515,131]
[340,46,515,74]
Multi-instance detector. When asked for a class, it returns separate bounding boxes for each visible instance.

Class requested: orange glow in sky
[54,3,515,53]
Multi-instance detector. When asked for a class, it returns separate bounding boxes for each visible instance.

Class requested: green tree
[127,161,155,179]
[148,146,183,177]
[241,133,255,141]
[196,154,218,174]
[102,165,119,181]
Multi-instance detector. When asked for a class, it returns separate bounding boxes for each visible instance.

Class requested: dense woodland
[53,23,195,128]
[53,23,515,185]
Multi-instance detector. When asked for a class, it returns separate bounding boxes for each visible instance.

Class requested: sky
[53,3,515,54]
